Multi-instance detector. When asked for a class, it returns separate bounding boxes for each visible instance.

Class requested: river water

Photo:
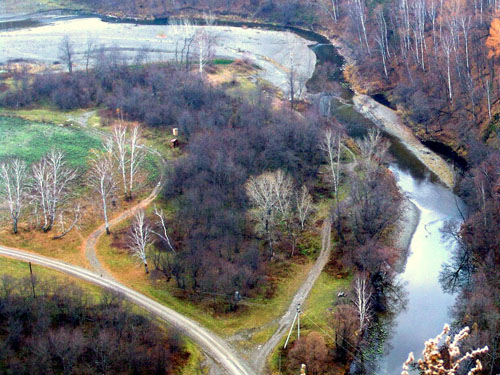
[380,164,464,374]
[0,14,463,374]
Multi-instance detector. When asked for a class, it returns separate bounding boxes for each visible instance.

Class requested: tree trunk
[12,218,18,234]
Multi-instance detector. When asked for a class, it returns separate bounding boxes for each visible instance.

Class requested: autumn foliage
[486,19,500,58]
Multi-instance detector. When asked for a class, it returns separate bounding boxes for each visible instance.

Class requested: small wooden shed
[170,138,179,148]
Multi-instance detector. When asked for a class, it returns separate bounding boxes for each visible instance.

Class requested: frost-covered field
[0,17,316,95]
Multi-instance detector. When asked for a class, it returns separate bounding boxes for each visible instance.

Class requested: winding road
[0,111,336,375]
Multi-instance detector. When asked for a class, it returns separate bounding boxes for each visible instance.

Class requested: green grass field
[0,116,101,167]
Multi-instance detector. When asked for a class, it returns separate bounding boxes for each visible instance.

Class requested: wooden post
[29,262,36,299]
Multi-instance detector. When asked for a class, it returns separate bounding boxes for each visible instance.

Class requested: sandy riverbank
[328,36,455,189]
[393,196,420,272]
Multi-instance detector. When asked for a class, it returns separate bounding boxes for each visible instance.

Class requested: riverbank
[393,197,420,273]
[327,36,455,189]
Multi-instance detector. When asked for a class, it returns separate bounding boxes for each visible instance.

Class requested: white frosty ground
[0,17,316,96]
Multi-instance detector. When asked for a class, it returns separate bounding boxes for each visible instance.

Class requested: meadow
[0,116,101,167]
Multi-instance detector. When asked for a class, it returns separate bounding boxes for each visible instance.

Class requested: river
[0,14,463,375]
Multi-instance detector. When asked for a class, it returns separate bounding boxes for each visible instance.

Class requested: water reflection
[376,166,464,375]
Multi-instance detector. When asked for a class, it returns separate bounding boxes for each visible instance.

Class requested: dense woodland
[0,277,187,374]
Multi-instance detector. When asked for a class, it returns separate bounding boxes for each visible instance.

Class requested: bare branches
[355,128,389,167]
[320,128,344,201]
[87,150,117,235]
[352,275,372,331]
[152,204,175,252]
[31,150,77,233]
[58,36,74,74]
[246,170,313,257]
[111,121,128,198]
[52,204,81,240]
[128,210,152,274]
[0,159,28,234]
[195,28,215,75]
[296,185,314,231]
[402,324,489,375]
[128,124,145,200]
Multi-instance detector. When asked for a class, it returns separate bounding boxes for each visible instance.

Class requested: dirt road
[254,218,332,373]
[0,245,255,375]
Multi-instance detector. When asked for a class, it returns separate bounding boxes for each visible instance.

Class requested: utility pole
[29,262,36,299]
[284,303,302,349]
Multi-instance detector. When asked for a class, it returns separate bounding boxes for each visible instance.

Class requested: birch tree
[246,170,294,256]
[352,275,372,331]
[247,170,311,257]
[318,0,339,23]
[320,129,343,202]
[128,210,152,274]
[111,122,128,199]
[351,0,371,55]
[195,28,215,75]
[32,150,77,233]
[128,124,145,200]
[441,33,454,102]
[87,150,116,235]
[296,185,313,230]
[152,204,175,252]
[0,159,28,234]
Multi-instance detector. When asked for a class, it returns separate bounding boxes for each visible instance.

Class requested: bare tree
[320,129,343,202]
[296,185,313,230]
[58,36,74,74]
[169,19,196,68]
[152,204,175,252]
[53,203,81,240]
[352,275,372,331]
[128,124,145,200]
[441,33,454,102]
[350,0,371,55]
[195,28,215,75]
[246,170,294,256]
[0,159,28,234]
[355,128,389,166]
[84,36,96,74]
[31,150,77,232]
[87,150,117,235]
[128,210,152,274]
[318,0,339,23]
[110,121,129,199]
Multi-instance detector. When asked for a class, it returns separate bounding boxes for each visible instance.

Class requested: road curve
[0,245,255,375]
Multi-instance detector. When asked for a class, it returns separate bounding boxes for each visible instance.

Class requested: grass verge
[97,221,316,346]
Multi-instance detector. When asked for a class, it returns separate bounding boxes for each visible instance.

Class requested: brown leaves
[486,18,500,58]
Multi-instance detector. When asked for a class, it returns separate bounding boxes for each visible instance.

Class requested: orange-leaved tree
[486,18,500,58]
